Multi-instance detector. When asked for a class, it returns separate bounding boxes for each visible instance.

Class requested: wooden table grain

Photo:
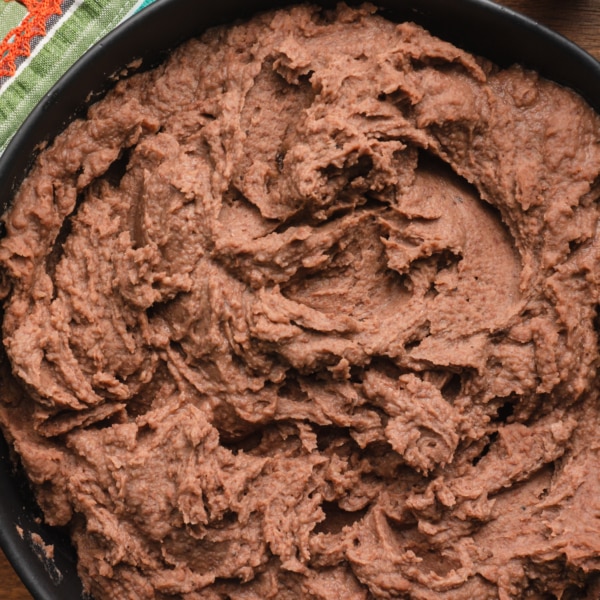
[501,0,600,61]
[0,547,33,599]
[0,1,598,599]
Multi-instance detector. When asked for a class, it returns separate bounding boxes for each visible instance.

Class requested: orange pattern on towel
[0,0,63,77]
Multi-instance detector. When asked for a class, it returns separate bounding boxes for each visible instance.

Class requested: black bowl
[0,1,599,598]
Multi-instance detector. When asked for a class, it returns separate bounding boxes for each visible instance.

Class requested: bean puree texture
[1,3,600,599]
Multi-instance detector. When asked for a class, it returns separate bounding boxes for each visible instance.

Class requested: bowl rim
[0,0,598,598]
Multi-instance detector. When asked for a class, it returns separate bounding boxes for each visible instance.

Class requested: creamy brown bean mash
[1,3,600,599]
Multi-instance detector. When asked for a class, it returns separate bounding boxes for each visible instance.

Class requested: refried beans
[1,3,600,599]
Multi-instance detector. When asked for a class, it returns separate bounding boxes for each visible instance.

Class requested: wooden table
[501,0,600,61]
[1,1,599,598]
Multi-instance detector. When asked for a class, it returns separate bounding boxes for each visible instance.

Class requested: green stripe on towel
[0,0,156,155]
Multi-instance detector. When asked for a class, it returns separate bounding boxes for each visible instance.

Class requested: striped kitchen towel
[0,0,157,155]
